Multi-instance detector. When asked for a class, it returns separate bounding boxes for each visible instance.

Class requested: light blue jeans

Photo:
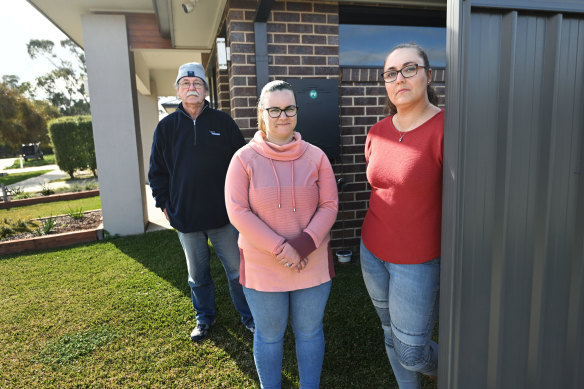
[243,281,332,389]
[177,223,253,328]
[360,240,440,389]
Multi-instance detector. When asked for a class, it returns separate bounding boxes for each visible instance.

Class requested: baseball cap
[175,62,208,88]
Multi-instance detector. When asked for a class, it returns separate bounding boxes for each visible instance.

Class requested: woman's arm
[225,153,286,255]
[287,151,338,259]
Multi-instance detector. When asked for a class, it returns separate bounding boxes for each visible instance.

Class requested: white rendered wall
[82,14,147,235]
[138,81,158,184]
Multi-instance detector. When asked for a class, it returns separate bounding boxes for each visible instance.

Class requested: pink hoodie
[225,131,338,292]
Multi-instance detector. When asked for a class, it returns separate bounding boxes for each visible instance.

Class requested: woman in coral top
[361,43,443,388]
[225,80,338,389]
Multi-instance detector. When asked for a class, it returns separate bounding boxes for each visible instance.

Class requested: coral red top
[362,109,444,264]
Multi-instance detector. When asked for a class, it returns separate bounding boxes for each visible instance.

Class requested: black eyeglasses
[264,105,299,118]
[380,64,426,83]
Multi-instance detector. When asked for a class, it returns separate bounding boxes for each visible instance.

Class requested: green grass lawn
[0,170,52,186]
[0,196,101,220]
[6,154,56,169]
[0,230,437,388]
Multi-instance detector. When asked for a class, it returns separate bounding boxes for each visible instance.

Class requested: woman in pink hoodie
[225,80,338,389]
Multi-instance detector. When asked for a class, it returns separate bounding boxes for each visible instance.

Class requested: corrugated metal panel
[442,1,584,388]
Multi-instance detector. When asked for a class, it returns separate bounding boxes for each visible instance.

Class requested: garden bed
[0,210,103,255]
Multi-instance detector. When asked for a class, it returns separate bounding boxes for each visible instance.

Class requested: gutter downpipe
[254,0,275,98]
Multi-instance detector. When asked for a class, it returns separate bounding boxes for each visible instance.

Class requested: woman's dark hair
[383,43,439,116]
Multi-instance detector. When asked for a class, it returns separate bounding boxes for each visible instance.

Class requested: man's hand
[163,208,170,222]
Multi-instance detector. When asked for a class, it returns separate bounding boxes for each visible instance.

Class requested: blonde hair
[257,80,297,132]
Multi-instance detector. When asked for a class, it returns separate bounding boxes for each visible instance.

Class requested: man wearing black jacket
[149,62,254,341]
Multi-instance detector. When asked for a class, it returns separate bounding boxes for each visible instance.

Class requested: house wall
[219,0,446,255]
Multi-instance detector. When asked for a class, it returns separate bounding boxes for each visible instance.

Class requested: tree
[2,75,34,98]
[26,39,90,116]
[0,81,56,153]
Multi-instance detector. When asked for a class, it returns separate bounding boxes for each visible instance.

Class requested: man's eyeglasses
[264,105,299,118]
[178,80,205,89]
[380,64,426,83]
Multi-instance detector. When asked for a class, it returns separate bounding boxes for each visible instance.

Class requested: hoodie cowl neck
[249,131,309,161]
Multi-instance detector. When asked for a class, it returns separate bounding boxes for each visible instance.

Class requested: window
[339,6,446,68]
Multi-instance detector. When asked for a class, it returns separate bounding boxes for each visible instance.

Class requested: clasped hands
[275,242,308,272]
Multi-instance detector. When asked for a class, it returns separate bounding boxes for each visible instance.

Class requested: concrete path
[0,158,16,171]
[0,157,171,232]
[0,158,97,193]
[2,164,72,193]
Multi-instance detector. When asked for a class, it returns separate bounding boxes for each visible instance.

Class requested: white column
[82,14,146,235]
[138,81,159,184]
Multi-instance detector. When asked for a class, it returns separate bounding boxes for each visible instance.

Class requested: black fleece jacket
[148,101,246,233]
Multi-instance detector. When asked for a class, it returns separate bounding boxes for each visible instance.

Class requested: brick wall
[220,0,446,258]
[216,69,231,113]
[226,0,339,139]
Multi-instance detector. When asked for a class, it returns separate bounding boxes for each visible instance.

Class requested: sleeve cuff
[287,232,317,259]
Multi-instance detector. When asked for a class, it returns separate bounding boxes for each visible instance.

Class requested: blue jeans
[177,223,253,328]
[360,240,440,389]
[243,281,332,389]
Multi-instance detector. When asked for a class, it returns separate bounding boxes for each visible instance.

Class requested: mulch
[1,210,102,242]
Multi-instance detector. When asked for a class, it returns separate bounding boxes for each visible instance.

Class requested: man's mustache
[186,91,199,97]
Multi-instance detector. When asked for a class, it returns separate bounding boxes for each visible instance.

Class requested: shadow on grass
[110,229,437,389]
[109,229,269,385]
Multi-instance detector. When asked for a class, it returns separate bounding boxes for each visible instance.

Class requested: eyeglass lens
[266,106,298,118]
[179,81,204,88]
[381,65,420,83]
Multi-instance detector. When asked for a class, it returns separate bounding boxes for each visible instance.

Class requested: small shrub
[39,216,57,235]
[0,225,14,238]
[67,183,84,192]
[0,218,36,239]
[6,185,24,196]
[68,207,84,220]
[13,192,31,200]
[84,181,98,191]
[40,182,55,196]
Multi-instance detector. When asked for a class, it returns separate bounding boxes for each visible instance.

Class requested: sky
[0,0,71,84]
